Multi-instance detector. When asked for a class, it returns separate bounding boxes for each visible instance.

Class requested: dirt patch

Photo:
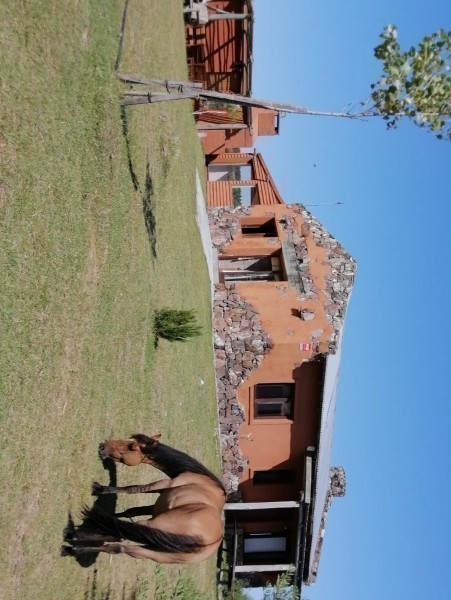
[9,494,40,598]
[81,27,90,49]
[84,228,106,296]
[0,181,7,209]
[59,337,79,415]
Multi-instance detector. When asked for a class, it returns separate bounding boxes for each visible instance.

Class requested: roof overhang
[304,328,347,583]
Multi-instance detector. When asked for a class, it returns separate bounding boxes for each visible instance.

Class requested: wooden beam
[231,518,238,599]
[196,123,247,130]
[304,455,313,505]
[117,74,311,114]
[120,92,199,106]
[117,73,202,89]
[235,564,292,573]
[224,501,300,510]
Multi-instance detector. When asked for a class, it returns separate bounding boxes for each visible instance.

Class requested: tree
[119,26,451,140]
[371,25,451,139]
[223,567,305,600]
[261,567,301,600]
[232,187,243,207]
[154,309,202,342]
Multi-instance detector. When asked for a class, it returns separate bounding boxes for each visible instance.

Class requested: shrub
[154,309,202,342]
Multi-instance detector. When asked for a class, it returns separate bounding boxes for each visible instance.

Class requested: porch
[221,454,313,595]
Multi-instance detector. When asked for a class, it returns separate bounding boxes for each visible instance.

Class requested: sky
[244,1,451,599]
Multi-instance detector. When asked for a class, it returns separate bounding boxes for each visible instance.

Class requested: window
[232,185,256,207]
[241,218,277,237]
[253,470,296,485]
[254,383,295,419]
[208,164,252,182]
[243,533,289,565]
[219,256,283,283]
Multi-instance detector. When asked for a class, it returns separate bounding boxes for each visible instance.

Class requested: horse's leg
[115,505,154,518]
[71,530,121,543]
[92,478,171,495]
[61,543,210,564]
[122,544,219,564]
[62,543,193,563]
[120,545,190,563]
[62,544,125,557]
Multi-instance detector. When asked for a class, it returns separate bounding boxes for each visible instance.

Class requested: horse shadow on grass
[62,458,118,568]
[119,106,157,259]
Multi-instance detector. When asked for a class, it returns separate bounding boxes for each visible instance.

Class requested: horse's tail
[80,505,201,553]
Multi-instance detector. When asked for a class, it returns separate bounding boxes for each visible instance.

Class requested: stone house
[207,152,356,590]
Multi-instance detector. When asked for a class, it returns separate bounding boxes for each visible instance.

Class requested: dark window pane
[254,470,296,485]
[254,384,294,419]
[256,401,284,416]
[242,219,277,237]
[255,384,294,400]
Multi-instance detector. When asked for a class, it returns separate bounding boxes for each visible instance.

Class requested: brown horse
[62,434,225,564]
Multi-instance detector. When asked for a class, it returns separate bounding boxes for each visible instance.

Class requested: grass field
[0,1,219,598]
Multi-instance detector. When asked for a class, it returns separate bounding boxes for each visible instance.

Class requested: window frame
[207,163,253,182]
[254,383,295,420]
[231,184,257,207]
[243,532,290,565]
[219,255,284,283]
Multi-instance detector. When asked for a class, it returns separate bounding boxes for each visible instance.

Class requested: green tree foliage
[222,579,252,600]
[232,187,243,207]
[154,309,202,342]
[371,25,451,139]
[262,566,301,600]
[229,165,242,181]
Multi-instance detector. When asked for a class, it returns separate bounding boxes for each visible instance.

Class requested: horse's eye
[128,443,135,451]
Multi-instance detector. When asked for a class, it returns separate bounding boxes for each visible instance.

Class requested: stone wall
[330,466,346,497]
[208,204,355,353]
[214,283,273,498]
[281,205,356,353]
[208,206,251,252]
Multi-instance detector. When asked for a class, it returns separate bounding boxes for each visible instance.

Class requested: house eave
[304,329,347,583]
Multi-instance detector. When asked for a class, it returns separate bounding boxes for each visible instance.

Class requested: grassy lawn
[0,1,219,598]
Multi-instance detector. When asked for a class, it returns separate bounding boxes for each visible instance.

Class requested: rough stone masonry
[214,283,273,498]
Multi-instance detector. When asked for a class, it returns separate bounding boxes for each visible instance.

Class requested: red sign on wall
[300,343,312,351]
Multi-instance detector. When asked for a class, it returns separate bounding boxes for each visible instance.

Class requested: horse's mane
[132,434,226,493]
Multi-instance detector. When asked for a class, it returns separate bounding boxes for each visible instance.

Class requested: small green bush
[150,565,210,600]
[154,309,202,342]
[263,566,301,599]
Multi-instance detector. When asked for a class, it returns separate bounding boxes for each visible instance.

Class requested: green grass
[0,1,218,598]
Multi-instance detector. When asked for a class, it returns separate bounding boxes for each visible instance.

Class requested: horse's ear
[144,434,161,453]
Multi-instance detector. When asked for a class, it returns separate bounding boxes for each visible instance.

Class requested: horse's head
[98,434,161,466]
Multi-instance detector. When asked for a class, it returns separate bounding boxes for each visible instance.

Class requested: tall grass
[0,1,218,598]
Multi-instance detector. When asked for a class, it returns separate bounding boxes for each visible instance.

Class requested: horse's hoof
[91,481,104,495]
[63,526,74,542]
[61,545,75,557]
[63,514,75,541]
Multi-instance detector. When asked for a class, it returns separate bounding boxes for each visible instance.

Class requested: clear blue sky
[246,1,451,599]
